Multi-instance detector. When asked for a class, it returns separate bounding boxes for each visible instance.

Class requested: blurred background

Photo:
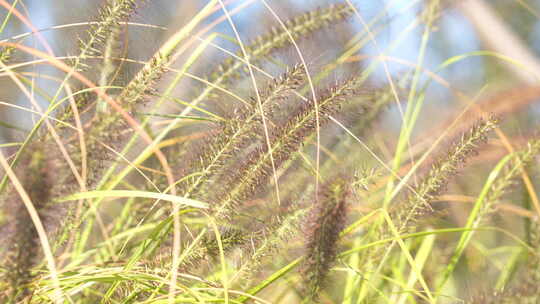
[0,0,539,144]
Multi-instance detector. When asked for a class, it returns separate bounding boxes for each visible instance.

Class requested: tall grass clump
[0,0,539,303]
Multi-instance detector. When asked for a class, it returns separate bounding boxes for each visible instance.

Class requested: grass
[0,0,540,303]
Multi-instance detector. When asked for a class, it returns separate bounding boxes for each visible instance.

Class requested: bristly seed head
[301,176,351,301]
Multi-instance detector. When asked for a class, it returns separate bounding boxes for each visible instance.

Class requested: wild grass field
[0,0,539,303]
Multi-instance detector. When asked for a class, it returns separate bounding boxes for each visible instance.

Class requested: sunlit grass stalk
[233,208,308,288]
[210,76,366,219]
[471,221,540,303]
[131,65,306,247]
[96,21,123,113]
[74,0,138,69]
[394,116,498,231]
[182,64,306,200]
[437,138,540,294]
[352,116,497,301]
[383,0,439,208]
[59,0,139,120]
[192,2,354,110]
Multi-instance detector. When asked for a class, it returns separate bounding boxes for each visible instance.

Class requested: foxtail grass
[1,1,539,303]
